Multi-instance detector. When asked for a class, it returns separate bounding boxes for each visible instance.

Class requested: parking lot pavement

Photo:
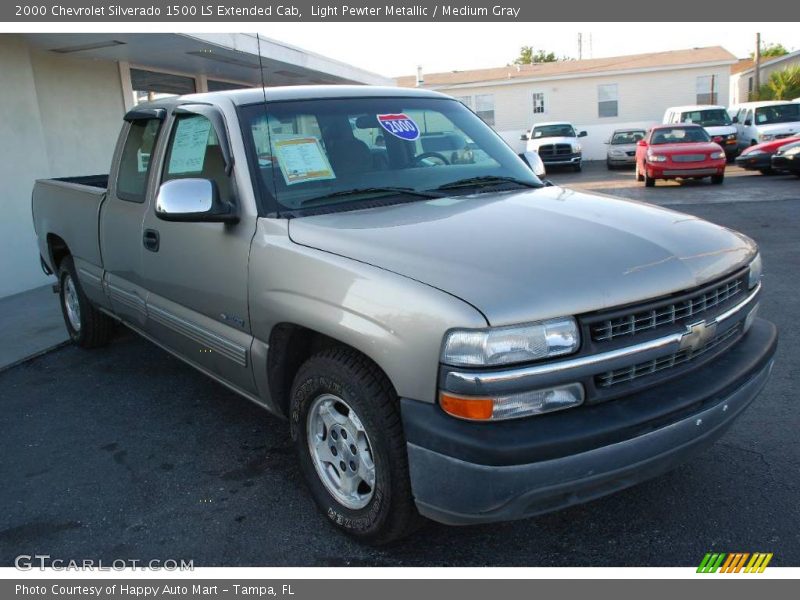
[1,179,798,567]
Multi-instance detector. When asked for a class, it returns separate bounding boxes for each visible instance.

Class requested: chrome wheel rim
[307,393,376,510]
[63,275,81,332]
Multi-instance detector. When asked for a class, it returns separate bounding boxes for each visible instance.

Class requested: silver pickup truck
[32,86,777,544]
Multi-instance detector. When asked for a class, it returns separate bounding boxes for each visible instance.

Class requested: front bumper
[735,152,772,171]
[771,154,800,172]
[541,152,582,166]
[402,318,777,525]
[607,154,636,165]
[647,161,725,179]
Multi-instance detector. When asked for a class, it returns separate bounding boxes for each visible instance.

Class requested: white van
[730,101,800,151]
[663,105,738,158]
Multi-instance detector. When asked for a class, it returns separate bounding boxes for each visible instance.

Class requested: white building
[730,49,800,105]
[0,33,390,299]
[397,47,736,160]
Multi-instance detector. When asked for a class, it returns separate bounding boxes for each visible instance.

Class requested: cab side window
[116,118,161,203]
[162,114,234,205]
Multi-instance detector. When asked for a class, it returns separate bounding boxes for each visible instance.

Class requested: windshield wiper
[433,175,542,191]
[298,186,442,207]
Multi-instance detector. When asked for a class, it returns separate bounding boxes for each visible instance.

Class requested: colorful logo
[376,113,420,141]
[697,552,773,573]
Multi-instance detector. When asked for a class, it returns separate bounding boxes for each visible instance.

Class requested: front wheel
[573,162,582,172]
[290,347,420,544]
[58,256,113,348]
[644,172,656,187]
[711,173,725,185]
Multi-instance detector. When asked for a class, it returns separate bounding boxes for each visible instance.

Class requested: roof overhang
[21,33,391,87]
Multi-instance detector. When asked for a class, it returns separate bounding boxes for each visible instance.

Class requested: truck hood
[756,122,800,136]
[288,188,756,325]
[703,125,737,137]
[526,136,577,152]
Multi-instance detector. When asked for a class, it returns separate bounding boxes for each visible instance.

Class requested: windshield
[531,124,576,139]
[610,130,645,144]
[650,127,711,144]
[755,103,800,125]
[680,109,732,127]
[240,97,540,215]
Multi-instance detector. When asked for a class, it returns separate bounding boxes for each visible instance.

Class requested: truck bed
[32,175,109,273]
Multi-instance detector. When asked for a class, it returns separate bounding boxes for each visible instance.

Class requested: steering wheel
[412,152,450,166]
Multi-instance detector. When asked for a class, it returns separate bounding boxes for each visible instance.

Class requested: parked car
[731,101,800,151]
[606,128,646,168]
[32,86,776,543]
[635,124,727,186]
[734,135,800,174]
[521,121,586,171]
[770,140,800,176]
[663,105,738,158]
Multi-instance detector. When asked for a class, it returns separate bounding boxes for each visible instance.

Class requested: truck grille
[672,154,706,162]
[595,325,741,388]
[589,271,745,343]
[538,143,573,158]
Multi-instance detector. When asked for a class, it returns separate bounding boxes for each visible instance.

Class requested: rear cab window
[116,118,162,202]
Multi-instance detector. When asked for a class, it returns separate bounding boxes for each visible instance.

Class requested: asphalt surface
[1,163,798,567]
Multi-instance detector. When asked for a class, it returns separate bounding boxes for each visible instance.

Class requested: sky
[262,23,798,78]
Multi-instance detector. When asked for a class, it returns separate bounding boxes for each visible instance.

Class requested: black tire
[290,346,420,544]
[58,256,114,348]
[711,173,725,185]
[573,162,582,172]
[635,162,645,182]
[606,160,614,170]
[645,172,656,187]
[758,168,774,176]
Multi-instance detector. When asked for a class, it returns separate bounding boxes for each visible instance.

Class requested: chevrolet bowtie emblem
[679,320,717,352]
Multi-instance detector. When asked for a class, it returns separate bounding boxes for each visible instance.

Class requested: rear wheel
[290,347,420,544]
[711,173,725,185]
[58,256,113,348]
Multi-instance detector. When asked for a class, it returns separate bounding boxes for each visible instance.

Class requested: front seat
[324,122,372,176]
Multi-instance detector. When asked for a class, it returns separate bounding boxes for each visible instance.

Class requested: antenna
[256,32,280,213]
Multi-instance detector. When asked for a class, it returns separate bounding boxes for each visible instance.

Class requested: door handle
[143,229,160,252]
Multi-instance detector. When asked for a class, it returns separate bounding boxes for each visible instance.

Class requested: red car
[635,124,727,187]
[735,135,800,174]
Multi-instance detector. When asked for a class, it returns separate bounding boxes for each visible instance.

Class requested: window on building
[116,118,162,203]
[598,84,618,118]
[475,94,495,126]
[453,96,473,109]
[696,75,718,104]
[130,68,197,105]
[532,92,545,114]
[207,79,249,92]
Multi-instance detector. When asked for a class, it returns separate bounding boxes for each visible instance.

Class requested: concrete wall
[437,65,731,160]
[0,35,125,298]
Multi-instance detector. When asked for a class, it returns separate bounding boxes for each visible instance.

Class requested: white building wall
[731,54,800,105]
[437,65,731,160]
[0,35,125,298]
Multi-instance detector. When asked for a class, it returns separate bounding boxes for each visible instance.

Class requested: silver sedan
[606,128,646,168]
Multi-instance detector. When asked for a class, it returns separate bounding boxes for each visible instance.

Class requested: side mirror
[541,179,554,187]
[637,139,648,147]
[744,119,752,127]
[578,130,588,138]
[156,178,238,224]
[732,116,739,124]
[520,133,529,141]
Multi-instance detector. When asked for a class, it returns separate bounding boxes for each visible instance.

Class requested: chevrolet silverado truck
[32,86,777,544]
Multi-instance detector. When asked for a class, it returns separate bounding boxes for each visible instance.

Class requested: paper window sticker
[168,117,212,174]
[273,136,336,185]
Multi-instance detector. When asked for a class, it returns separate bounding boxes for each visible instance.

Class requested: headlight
[710,151,725,159]
[573,143,582,153]
[760,134,775,141]
[441,317,579,367]
[783,145,800,157]
[647,152,667,162]
[727,133,738,140]
[742,149,766,156]
[748,253,762,289]
[609,149,624,157]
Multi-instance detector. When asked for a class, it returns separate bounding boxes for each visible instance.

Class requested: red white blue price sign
[376,113,420,141]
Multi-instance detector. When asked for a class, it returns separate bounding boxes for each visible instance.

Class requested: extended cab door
[140,104,259,395]
[100,110,165,327]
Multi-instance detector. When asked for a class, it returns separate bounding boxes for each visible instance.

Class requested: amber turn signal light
[439,392,494,421]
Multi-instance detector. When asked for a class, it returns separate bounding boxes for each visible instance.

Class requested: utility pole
[754,32,761,100]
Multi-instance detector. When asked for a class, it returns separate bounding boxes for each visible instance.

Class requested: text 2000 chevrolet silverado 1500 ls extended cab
[32,86,777,544]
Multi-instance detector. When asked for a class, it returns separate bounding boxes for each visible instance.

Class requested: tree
[757,65,800,100]
[513,46,559,65]
[750,42,790,59]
